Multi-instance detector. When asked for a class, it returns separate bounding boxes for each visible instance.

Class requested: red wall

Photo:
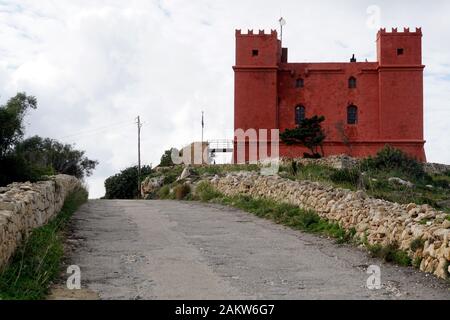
[233,28,426,163]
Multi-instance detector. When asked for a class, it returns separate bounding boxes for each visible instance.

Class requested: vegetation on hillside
[279,146,450,212]
[0,93,98,186]
[103,165,153,199]
[0,187,88,300]
[159,149,176,167]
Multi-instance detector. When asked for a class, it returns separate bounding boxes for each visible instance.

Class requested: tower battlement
[236,29,278,37]
[378,27,422,36]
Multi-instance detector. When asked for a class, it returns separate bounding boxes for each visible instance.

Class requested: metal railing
[208,139,234,153]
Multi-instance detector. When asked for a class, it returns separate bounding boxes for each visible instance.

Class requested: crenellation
[235,29,278,36]
[378,27,422,35]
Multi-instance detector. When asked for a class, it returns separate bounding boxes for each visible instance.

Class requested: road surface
[55,200,450,300]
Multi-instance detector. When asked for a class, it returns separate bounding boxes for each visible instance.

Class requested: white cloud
[0,0,449,198]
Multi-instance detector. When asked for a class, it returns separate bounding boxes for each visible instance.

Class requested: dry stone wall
[207,172,450,279]
[0,175,82,269]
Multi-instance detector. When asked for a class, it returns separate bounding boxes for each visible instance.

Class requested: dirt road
[56,200,450,300]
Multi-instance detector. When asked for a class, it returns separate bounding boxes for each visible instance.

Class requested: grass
[367,242,412,267]
[410,238,426,252]
[195,181,355,244]
[0,187,88,300]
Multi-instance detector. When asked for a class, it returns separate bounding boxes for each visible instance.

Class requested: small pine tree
[160,149,175,167]
[280,115,326,158]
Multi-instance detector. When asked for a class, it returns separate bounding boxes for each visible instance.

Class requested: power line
[58,120,133,140]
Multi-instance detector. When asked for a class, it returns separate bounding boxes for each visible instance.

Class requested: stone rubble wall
[283,154,450,176]
[207,172,450,279]
[281,155,360,170]
[424,163,450,175]
[0,175,82,269]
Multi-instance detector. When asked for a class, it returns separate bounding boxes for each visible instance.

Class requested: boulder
[177,167,192,181]
[388,177,414,188]
[141,176,164,198]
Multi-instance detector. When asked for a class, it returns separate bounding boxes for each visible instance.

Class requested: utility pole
[136,116,142,199]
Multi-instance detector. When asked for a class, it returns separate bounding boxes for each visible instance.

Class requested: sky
[0,0,449,198]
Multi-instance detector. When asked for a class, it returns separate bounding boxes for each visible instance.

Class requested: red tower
[233,28,426,163]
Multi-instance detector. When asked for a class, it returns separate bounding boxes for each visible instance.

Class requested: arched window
[296,78,304,88]
[347,105,358,125]
[295,105,306,125]
[348,77,357,89]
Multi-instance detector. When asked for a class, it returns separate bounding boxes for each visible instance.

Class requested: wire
[58,120,134,140]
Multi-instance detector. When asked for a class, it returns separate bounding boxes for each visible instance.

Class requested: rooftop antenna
[279,17,287,43]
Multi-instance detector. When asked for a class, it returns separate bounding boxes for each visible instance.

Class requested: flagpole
[201,111,204,144]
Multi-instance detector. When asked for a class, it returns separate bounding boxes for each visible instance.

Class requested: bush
[410,238,425,252]
[330,168,360,185]
[361,145,428,181]
[158,185,171,199]
[196,181,222,202]
[174,183,191,200]
[104,165,153,199]
[368,242,411,267]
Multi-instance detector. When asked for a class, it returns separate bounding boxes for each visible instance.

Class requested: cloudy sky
[0,0,449,198]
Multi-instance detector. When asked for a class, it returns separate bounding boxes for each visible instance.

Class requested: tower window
[295,105,306,125]
[252,49,259,57]
[295,78,304,88]
[348,77,357,89]
[397,48,404,56]
[347,105,358,125]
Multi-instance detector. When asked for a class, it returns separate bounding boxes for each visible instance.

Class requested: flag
[202,112,204,128]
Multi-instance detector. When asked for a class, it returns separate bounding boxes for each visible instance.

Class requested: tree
[104,165,153,199]
[280,115,326,158]
[15,136,98,180]
[0,93,37,158]
[160,149,175,167]
[0,93,99,186]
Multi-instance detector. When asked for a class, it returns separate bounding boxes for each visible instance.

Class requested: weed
[410,238,425,252]
[174,183,191,200]
[157,185,171,199]
[368,242,411,267]
[196,181,222,202]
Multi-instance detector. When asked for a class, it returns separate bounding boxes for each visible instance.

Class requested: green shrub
[104,165,153,199]
[163,166,183,185]
[330,168,360,185]
[368,242,411,267]
[174,183,191,200]
[361,145,428,181]
[196,181,222,202]
[410,238,425,252]
[412,257,423,268]
[158,185,171,199]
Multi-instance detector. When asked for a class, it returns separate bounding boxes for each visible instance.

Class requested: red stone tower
[377,28,425,149]
[233,28,426,163]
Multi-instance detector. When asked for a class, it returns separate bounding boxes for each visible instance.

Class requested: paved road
[59,200,450,300]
